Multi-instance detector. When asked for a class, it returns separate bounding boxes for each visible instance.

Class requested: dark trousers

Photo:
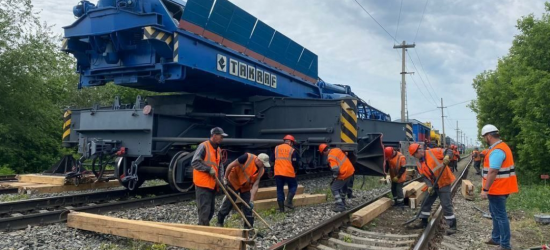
[474,161,481,174]
[217,186,253,228]
[331,176,352,208]
[451,160,458,172]
[489,195,511,249]
[275,176,298,202]
[347,175,354,197]
[195,186,216,226]
[419,185,456,226]
[391,182,404,204]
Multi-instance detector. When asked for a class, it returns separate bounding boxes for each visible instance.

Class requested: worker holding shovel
[407,143,457,235]
[216,153,270,229]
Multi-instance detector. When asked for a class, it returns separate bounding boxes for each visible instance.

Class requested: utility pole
[438,98,447,147]
[393,41,415,122]
[456,120,460,145]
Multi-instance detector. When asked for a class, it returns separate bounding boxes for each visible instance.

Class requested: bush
[0,165,15,175]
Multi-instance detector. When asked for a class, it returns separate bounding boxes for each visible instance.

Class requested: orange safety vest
[452,149,459,161]
[193,141,220,190]
[228,153,260,192]
[481,149,488,158]
[482,141,519,195]
[274,143,296,178]
[327,148,355,180]
[416,148,455,188]
[388,152,407,183]
[473,150,481,162]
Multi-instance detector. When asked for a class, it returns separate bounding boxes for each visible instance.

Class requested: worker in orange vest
[191,127,227,226]
[273,135,300,212]
[480,124,518,250]
[409,143,457,235]
[319,144,355,212]
[472,147,482,175]
[451,145,460,172]
[384,147,407,208]
[216,153,270,228]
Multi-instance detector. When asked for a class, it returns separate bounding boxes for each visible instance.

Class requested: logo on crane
[217,54,277,89]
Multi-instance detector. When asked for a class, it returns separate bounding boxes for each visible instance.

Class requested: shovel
[225,185,273,230]
[214,175,253,229]
[473,206,492,219]
[402,162,448,226]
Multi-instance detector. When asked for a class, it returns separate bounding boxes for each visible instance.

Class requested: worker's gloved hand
[222,177,228,186]
[209,167,216,177]
[428,187,434,196]
[392,176,399,183]
[248,201,254,210]
[443,156,451,166]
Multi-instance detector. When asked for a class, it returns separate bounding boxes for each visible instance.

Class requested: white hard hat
[481,124,499,136]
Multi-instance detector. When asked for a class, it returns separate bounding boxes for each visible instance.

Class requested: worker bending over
[385,147,407,208]
[192,127,227,226]
[409,143,457,235]
[217,153,270,228]
[319,144,355,212]
[273,135,300,212]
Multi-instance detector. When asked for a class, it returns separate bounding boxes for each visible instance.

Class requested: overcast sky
[31,0,547,146]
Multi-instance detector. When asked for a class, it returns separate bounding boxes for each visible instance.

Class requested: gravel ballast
[0,176,388,250]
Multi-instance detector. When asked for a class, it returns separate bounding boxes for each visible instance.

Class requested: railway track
[0,172,329,231]
[269,156,472,250]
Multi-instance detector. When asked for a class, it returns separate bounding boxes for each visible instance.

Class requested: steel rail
[0,172,330,231]
[268,176,424,250]
[412,156,473,250]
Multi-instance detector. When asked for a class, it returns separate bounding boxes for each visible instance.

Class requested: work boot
[347,192,356,199]
[332,203,346,212]
[244,216,254,229]
[342,198,347,207]
[484,239,500,246]
[409,218,428,229]
[216,215,225,227]
[277,200,285,212]
[446,219,457,235]
[285,193,295,209]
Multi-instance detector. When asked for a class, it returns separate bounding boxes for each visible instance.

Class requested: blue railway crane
[58,0,409,191]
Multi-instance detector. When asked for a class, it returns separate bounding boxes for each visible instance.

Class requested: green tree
[0,0,154,173]
[471,3,550,183]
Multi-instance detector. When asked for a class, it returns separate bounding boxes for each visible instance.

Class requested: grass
[342,234,352,243]
[258,207,286,222]
[0,194,29,202]
[507,184,550,215]
[352,176,385,191]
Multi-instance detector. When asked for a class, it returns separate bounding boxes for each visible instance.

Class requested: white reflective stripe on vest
[426,150,444,172]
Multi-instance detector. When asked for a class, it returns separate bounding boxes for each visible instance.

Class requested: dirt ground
[360,159,550,250]
[439,160,550,250]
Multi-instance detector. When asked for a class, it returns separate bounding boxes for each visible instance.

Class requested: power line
[354,0,398,43]
[447,100,472,108]
[409,108,439,116]
[407,73,438,107]
[394,0,404,41]
[413,0,429,43]
[406,50,438,105]
[413,49,439,99]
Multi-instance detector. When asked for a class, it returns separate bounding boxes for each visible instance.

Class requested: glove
[392,177,399,183]
[428,187,434,196]
[248,201,254,210]
[443,156,450,166]
[222,177,228,186]
[209,167,216,177]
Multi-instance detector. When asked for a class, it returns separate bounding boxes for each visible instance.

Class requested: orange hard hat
[384,147,394,159]
[283,135,295,142]
[409,143,420,156]
[319,143,328,153]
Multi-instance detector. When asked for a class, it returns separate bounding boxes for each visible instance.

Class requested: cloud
[32,0,547,144]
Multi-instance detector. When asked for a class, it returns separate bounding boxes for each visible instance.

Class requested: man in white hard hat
[480,124,518,250]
